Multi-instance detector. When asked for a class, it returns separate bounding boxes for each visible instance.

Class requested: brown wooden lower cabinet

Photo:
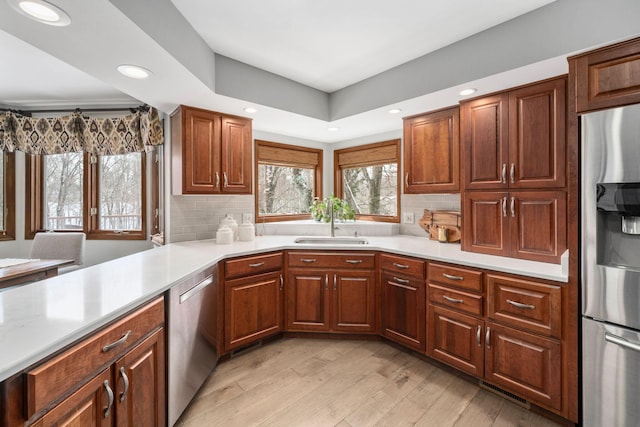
[381,271,426,351]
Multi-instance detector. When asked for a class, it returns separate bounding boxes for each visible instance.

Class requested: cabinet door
[286,269,331,331]
[32,368,112,427]
[403,107,459,193]
[332,270,376,333]
[485,322,561,410]
[381,272,425,351]
[462,191,510,257]
[221,116,252,194]
[183,107,221,194]
[225,271,283,350]
[461,93,509,190]
[427,305,484,377]
[114,328,165,427]
[510,191,567,264]
[508,78,566,189]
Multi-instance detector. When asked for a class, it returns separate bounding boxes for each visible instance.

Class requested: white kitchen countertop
[0,234,568,382]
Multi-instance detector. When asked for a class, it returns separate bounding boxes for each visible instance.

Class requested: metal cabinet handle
[510,197,515,218]
[506,299,535,310]
[443,295,464,304]
[393,276,410,284]
[501,163,507,184]
[215,172,220,188]
[300,258,317,263]
[333,274,337,291]
[103,380,114,418]
[502,197,507,217]
[180,275,214,304]
[476,325,482,346]
[119,367,129,403]
[223,172,228,187]
[249,262,265,268]
[280,274,284,291]
[510,163,515,183]
[605,332,640,352]
[393,263,409,269]
[102,330,131,353]
[405,172,409,188]
[345,259,363,264]
[442,273,463,281]
[485,327,491,349]
[325,274,328,291]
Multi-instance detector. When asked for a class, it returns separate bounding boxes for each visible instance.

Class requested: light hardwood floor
[175,338,563,427]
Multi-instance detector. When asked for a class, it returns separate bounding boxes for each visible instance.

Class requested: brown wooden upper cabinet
[171,105,252,195]
[403,106,460,193]
[461,77,566,190]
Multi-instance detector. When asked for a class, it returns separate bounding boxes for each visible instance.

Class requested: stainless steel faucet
[326,198,336,237]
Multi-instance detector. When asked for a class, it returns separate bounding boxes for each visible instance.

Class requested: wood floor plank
[175,338,564,427]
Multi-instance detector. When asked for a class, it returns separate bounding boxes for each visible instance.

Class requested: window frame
[255,140,323,223]
[334,139,400,223]
[26,152,148,240]
[0,151,16,241]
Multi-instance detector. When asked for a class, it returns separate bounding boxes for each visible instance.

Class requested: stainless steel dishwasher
[167,266,220,426]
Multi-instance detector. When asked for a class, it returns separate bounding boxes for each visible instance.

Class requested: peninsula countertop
[0,234,568,382]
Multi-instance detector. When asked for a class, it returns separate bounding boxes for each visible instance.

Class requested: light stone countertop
[0,234,568,382]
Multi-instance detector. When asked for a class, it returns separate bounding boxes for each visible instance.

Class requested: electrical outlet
[403,212,414,224]
[242,213,253,223]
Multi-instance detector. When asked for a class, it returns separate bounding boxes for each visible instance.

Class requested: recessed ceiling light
[117,64,153,80]
[243,107,257,114]
[388,108,402,114]
[8,0,71,26]
[459,88,477,96]
[327,127,340,132]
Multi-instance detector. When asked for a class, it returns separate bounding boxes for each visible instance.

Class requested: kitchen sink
[294,237,369,245]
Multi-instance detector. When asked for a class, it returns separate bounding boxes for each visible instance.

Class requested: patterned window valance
[0,107,164,155]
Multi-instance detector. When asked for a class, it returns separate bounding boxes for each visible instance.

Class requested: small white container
[238,221,255,241]
[220,213,238,241]
[216,225,233,244]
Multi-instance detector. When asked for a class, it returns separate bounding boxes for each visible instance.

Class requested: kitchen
[1,0,640,426]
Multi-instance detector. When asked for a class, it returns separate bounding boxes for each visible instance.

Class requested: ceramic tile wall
[169,195,253,243]
[400,193,461,237]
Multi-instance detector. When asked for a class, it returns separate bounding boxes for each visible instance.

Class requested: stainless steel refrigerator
[581,103,640,426]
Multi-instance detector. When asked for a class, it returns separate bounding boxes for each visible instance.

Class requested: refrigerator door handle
[605,332,640,352]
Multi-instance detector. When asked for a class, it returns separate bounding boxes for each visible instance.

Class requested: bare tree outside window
[44,153,83,230]
[99,153,142,230]
[258,164,314,216]
[342,163,398,216]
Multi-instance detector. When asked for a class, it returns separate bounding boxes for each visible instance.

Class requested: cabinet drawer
[428,284,483,316]
[428,263,482,292]
[288,252,375,269]
[380,253,425,278]
[26,297,164,418]
[225,252,283,279]
[487,274,561,338]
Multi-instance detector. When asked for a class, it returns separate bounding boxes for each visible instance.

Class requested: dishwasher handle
[179,275,214,304]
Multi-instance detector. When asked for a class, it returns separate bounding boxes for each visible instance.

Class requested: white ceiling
[0,0,571,143]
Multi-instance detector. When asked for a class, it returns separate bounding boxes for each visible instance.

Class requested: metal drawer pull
[301,258,317,263]
[510,163,515,183]
[476,325,482,346]
[345,259,363,264]
[605,332,640,352]
[280,274,284,291]
[502,197,507,217]
[103,380,114,418]
[215,172,220,188]
[405,172,409,188]
[510,197,515,218]
[393,276,410,284]
[102,330,131,353]
[249,262,265,268]
[393,263,409,269]
[180,275,214,304]
[442,273,463,281]
[223,172,228,187]
[443,295,464,304]
[334,274,337,291]
[506,299,535,310]
[119,367,129,402]
[325,274,329,291]
[485,327,491,349]
[501,163,507,183]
